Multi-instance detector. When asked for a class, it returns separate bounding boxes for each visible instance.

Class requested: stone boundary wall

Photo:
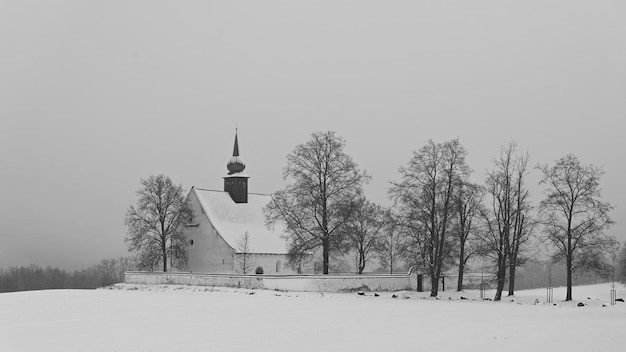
[124,272,265,289]
[124,269,419,292]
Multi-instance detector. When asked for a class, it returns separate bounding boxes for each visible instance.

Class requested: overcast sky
[1,1,625,270]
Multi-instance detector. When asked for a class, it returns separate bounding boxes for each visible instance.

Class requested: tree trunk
[457,245,465,291]
[358,251,365,274]
[161,221,168,272]
[566,224,573,301]
[564,214,574,301]
[507,262,515,296]
[457,263,464,292]
[494,254,506,301]
[494,271,505,301]
[566,253,573,301]
[430,274,439,297]
[162,240,168,272]
[322,236,330,274]
[508,251,517,296]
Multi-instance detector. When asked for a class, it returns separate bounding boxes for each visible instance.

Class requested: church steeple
[227,129,246,175]
[233,132,240,156]
[224,129,249,203]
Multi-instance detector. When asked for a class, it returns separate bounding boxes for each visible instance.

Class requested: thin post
[611,267,616,306]
[546,287,553,303]
[546,263,553,303]
[611,289,616,306]
[480,271,485,300]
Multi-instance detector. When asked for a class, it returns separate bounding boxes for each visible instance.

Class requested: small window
[276,260,281,273]
[255,266,264,275]
[190,240,194,246]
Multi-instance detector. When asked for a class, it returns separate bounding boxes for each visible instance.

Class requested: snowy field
[1,283,625,352]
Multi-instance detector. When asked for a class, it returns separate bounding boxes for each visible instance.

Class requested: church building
[183,132,308,275]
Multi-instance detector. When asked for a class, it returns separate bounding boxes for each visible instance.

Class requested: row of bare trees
[265,131,619,301]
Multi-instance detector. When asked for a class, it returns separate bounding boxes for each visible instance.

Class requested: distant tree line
[0,257,136,293]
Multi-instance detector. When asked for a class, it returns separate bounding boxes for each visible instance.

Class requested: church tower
[224,130,249,203]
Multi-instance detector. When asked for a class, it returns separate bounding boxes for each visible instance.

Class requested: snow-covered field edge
[2,282,625,352]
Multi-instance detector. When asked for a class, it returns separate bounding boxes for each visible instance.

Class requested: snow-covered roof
[192,188,288,254]
[223,172,250,178]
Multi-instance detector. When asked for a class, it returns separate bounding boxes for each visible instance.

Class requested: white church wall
[185,191,235,273]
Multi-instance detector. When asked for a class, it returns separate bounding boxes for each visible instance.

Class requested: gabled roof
[192,187,288,254]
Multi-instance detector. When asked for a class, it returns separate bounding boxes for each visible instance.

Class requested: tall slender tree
[507,156,535,296]
[538,154,618,301]
[264,131,369,274]
[453,182,484,291]
[125,175,192,272]
[377,213,406,274]
[390,139,470,297]
[234,231,256,274]
[479,142,531,301]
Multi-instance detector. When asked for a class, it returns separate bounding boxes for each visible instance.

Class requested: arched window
[276,260,281,273]
[255,266,264,275]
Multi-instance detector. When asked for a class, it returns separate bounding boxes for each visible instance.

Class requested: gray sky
[1,1,625,270]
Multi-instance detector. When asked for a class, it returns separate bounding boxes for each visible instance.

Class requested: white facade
[184,187,309,275]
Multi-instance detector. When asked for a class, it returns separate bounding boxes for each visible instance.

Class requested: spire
[226,128,246,175]
[224,127,249,203]
[233,129,240,157]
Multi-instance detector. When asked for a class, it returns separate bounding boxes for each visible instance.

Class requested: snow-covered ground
[1,283,625,352]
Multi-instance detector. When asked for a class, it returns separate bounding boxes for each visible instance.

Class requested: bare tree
[377,213,406,274]
[479,142,532,300]
[507,157,535,296]
[234,231,256,274]
[264,131,369,274]
[125,175,192,272]
[94,258,118,287]
[538,154,618,301]
[453,182,484,291]
[116,256,137,281]
[390,139,470,297]
[341,196,386,274]
[135,245,162,272]
[285,237,315,274]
